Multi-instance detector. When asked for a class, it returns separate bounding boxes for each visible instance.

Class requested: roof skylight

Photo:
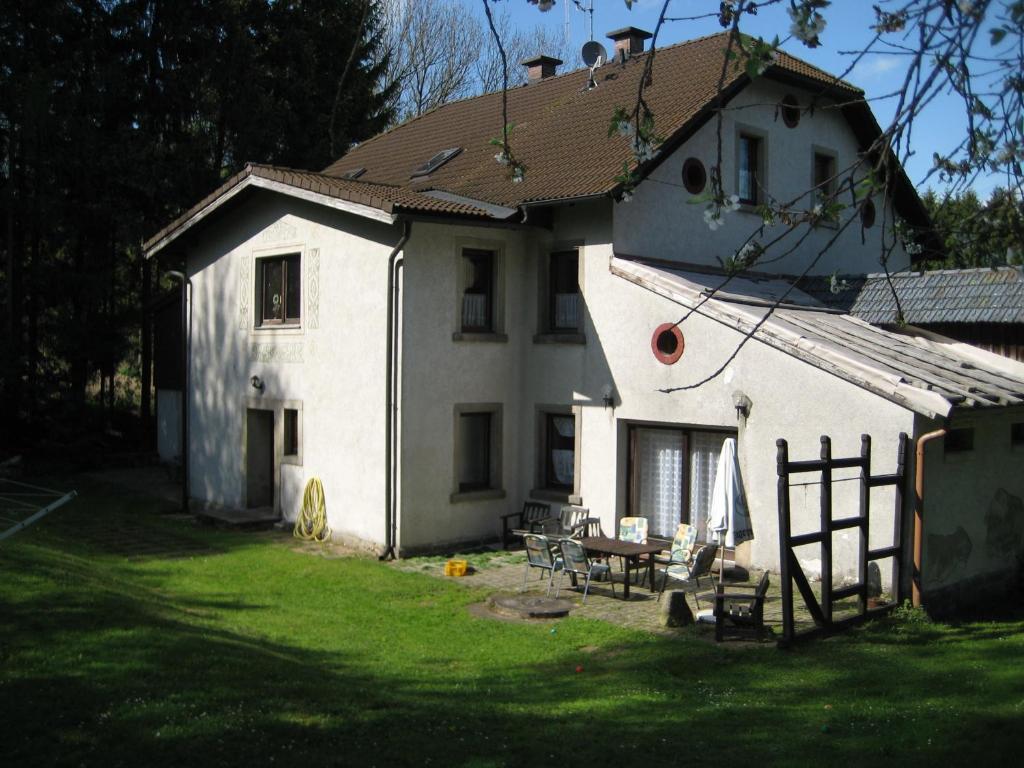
[411,147,462,178]
[340,167,366,180]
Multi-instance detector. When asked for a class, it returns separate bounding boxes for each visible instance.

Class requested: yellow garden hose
[293,477,330,542]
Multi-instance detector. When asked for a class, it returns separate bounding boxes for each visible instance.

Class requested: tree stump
[659,590,694,627]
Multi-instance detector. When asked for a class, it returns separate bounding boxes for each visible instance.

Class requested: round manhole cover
[489,594,574,619]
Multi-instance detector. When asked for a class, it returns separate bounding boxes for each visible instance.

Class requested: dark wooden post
[819,435,832,622]
[777,439,794,644]
[858,434,871,614]
[141,257,152,450]
[893,432,909,603]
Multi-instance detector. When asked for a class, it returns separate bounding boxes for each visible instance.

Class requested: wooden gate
[776,433,908,645]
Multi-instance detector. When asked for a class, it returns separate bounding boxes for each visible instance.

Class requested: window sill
[452,332,508,343]
[529,488,574,504]
[450,488,507,503]
[253,324,303,335]
[533,333,586,345]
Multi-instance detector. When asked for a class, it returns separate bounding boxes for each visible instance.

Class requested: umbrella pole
[719,541,725,585]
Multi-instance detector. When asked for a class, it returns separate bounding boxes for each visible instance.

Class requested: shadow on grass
[2,476,1023,767]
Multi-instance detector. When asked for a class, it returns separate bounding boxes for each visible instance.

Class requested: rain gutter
[912,427,947,607]
[380,220,411,561]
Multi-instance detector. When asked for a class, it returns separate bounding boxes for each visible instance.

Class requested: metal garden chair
[656,542,718,603]
[521,533,563,595]
[554,538,615,604]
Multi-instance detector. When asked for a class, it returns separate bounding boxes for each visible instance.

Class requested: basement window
[257,254,300,326]
[944,427,975,455]
[411,147,461,178]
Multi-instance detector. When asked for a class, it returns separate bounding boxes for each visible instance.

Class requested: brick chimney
[606,27,653,59]
[521,55,563,83]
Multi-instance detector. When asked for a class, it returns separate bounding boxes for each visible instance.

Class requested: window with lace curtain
[628,426,733,540]
[540,412,576,492]
[547,250,580,332]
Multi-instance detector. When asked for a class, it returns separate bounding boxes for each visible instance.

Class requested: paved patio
[390,549,835,641]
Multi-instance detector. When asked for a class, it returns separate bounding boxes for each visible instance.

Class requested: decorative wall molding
[238,253,251,330]
[306,248,320,329]
[263,219,298,243]
[250,343,304,364]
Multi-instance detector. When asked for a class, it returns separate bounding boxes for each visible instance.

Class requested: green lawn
[2,475,1022,767]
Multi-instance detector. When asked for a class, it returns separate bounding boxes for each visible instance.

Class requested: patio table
[579,536,666,600]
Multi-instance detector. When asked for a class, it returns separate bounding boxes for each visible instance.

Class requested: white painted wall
[393,199,916,583]
[184,192,400,548]
[615,78,911,277]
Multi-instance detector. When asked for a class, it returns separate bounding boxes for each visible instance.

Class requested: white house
[146,30,1024,611]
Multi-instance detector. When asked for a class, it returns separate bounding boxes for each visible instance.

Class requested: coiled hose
[293,477,330,542]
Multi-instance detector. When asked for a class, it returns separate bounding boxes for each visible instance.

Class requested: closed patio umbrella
[706,437,753,584]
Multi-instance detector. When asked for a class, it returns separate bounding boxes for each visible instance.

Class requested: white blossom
[511,166,525,183]
[494,151,508,166]
[620,190,633,203]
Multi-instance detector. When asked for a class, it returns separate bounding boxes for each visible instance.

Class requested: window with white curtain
[629,427,731,540]
[688,431,728,541]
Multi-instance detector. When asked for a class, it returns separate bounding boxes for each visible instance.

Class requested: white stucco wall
[184,192,400,547]
[614,78,911,277]
[394,200,916,583]
[918,407,1024,599]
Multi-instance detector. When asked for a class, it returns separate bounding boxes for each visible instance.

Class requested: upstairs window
[737,134,762,205]
[813,151,837,200]
[258,254,300,326]
[548,250,580,332]
[460,248,496,333]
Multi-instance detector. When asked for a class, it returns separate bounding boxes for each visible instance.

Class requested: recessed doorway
[246,409,274,509]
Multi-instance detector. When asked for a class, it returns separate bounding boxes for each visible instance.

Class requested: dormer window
[411,147,462,178]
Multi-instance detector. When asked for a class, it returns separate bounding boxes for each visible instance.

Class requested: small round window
[681,157,707,195]
[780,94,800,128]
[861,199,877,229]
[651,323,685,365]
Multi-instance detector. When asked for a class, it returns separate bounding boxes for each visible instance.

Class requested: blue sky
[496,0,1006,198]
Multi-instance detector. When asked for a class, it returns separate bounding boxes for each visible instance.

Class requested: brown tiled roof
[143,163,495,254]
[323,32,862,207]
[146,33,869,255]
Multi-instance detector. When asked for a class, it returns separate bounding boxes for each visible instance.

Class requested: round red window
[651,323,685,365]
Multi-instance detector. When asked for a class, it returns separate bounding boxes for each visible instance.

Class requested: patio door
[628,426,733,541]
[629,427,687,539]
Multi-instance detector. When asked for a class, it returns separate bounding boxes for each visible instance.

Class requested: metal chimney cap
[605,27,653,41]
[520,55,564,67]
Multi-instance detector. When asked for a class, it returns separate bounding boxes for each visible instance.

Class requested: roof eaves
[609,256,961,419]
[143,165,399,259]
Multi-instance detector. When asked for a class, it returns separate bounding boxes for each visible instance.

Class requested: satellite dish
[581,40,607,68]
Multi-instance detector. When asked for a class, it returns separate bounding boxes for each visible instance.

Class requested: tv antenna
[573,1,596,44]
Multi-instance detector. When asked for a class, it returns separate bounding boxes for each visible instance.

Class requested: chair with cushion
[657,542,717,603]
[702,571,771,641]
[616,516,650,583]
[554,538,615,604]
[653,523,698,571]
[521,533,562,595]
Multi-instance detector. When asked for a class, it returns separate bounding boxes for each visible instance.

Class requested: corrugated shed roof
[848,267,1024,325]
[324,32,862,208]
[612,257,1024,418]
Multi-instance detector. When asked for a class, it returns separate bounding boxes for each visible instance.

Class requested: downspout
[380,220,411,561]
[165,270,191,513]
[912,427,947,607]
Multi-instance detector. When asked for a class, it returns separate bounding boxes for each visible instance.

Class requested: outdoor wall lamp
[250,375,264,393]
[601,384,615,409]
[732,390,752,421]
